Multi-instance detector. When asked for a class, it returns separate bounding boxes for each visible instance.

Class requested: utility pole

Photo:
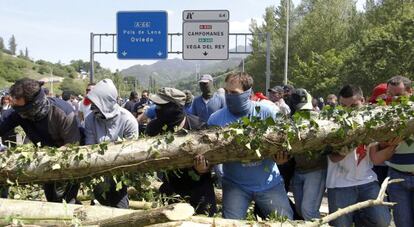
[284,0,290,85]
[265,32,271,96]
[90,32,94,84]
[50,68,53,96]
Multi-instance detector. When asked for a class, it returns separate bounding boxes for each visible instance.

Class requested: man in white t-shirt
[326,85,391,227]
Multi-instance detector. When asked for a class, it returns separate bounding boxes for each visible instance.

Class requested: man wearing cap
[284,88,327,220]
[283,84,296,114]
[208,72,293,220]
[190,74,226,123]
[145,87,217,216]
[268,86,291,115]
[84,78,138,208]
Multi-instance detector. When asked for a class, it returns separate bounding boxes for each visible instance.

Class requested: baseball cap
[369,83,387,104]
[268,86,284,93]
[292,88,313,110]
[149,87,186,106]
[199,74,213,83]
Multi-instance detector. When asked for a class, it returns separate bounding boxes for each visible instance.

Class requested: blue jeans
[222,179,293,220]
[328,181,390,227]
[388,168,414,227]
[291,169,326,220]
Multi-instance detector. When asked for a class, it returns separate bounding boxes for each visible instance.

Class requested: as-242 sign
[182,10,229,60]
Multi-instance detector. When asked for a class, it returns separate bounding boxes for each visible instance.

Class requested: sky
[0,0,365,72]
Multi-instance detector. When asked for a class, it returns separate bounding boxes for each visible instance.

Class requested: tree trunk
[0,199,193,227]
[84,203,194,227]
[0,198,135,226]
[1,105,412,184]
[145,216,331,227]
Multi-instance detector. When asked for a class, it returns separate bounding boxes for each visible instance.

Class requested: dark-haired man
[387,75,412,98]
[123,91,139,115]
[208,72,293,220]
[268,86,290,116]
[326,85,391,227]
[0,78,81,203]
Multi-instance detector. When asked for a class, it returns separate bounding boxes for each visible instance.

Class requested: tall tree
[0,37,4,50]
[24,47,29,59]
[8,35,17,55]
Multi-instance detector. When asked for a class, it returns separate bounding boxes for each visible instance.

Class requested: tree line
[246,0,414,97]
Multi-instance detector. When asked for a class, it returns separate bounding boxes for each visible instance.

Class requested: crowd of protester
[0,73,413,227]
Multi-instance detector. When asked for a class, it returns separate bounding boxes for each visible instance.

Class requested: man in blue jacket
[0,78,81,203]
[208,72,293,220]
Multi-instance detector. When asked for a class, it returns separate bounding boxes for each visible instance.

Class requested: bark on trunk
[0,199,193,227]
[84,203,194,227]
[1,105,412,184]
[0,198,135,226]
[145,216,331,227]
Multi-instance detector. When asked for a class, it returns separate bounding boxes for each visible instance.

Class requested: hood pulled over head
[87,79,120,119]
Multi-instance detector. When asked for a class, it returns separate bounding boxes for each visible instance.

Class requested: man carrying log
[0,78,81,203]
[207,72,293,220]
[84,78,138,208]
[326,85,395,227]
[376,75,414,227]
[145,87,217,217]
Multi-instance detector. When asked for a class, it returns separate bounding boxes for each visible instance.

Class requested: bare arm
[369,137,403,165]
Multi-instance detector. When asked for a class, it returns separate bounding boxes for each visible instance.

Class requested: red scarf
[83,97,91,106]
[356,144,367,166]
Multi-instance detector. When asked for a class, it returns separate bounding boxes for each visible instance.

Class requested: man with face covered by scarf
[0,78,81,203]
[207,72,293,220]
[189,74,226,123]
[84,79,138,209]
[145,87,217,216]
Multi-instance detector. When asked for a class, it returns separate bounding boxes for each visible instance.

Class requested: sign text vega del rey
[183,10,229,60]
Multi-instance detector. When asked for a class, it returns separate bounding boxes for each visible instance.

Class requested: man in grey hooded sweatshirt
[84,78,138,208]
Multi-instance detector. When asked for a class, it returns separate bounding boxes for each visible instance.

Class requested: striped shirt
[386,138,414,172]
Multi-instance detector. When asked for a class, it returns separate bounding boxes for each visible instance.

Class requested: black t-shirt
[124,100,137,113]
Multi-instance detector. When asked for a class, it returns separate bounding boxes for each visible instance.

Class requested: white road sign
[183,22,229,60]
[183,10,229,60]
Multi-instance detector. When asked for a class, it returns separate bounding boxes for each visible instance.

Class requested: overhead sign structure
[183,10,229,60]
[117,11,168,59]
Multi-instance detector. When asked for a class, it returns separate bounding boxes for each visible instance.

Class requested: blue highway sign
[117,11,168,59]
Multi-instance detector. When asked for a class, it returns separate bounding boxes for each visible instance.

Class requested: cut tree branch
[1,104,413,184]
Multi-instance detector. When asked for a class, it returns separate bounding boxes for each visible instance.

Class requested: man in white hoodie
[84,79,138,208]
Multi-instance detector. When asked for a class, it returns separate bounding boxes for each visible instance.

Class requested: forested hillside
[247,0,414,97]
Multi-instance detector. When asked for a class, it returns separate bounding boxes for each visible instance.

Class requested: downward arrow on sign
[203,51,208,56]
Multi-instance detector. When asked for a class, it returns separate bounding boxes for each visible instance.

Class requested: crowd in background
[0,73,413,227]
